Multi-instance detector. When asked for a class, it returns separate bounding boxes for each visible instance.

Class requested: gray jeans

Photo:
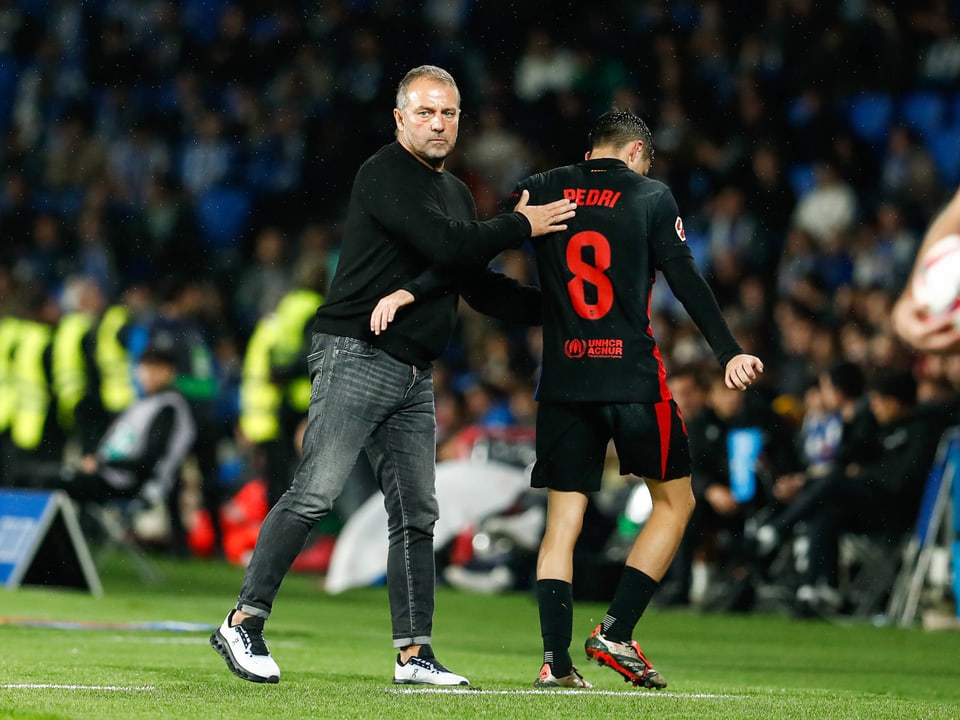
[237,334,438,648]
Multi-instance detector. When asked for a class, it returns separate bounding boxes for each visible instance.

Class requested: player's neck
[585,148,629,164]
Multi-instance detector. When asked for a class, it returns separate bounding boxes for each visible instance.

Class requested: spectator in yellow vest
[52,276,113,456]
[239,257,326,507]
[8,285,64,487]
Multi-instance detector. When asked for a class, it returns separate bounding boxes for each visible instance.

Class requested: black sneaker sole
[392,678,470,686]
[210,630,280,684]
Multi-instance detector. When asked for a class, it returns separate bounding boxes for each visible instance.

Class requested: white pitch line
[0,684,155,692]
[389,688,739,698]
[107,635,210,645]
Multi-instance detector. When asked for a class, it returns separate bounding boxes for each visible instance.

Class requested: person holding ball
[893,186,960,353]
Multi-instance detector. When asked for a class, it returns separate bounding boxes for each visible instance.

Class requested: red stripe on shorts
[654,399,672,479]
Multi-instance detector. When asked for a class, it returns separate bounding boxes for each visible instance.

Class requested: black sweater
[313,142,539,368]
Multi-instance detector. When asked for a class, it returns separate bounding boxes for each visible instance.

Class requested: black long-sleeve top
[313,142,540,368]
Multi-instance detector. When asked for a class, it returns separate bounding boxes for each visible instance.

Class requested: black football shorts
[532,399,691,492]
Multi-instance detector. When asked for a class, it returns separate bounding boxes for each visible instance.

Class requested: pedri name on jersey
[562,187,622,208]
[563,337,623,359]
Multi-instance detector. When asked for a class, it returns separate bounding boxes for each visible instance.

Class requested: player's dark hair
[588,109,653,158]
[868,368,917,406]
[826,360,865,399]
[139,344,178,368]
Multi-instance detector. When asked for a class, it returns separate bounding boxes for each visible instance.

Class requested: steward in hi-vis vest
[0,313,21,482]
[0,315,20,435]
[272,287,324,418]
[96,303,137,415]
[240,315,282,446]
[52,310,94,428]
[12,319,54,452]
[51,276,114,455]
[239,258,326,506]
[8,287,65,486]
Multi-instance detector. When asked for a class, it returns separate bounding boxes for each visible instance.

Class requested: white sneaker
[481,506,546,551]
[756,525,780,557]
[393,654,469,686]
[210,611,281,683]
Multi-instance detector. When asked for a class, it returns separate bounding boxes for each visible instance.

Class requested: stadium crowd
[1,0,960,617]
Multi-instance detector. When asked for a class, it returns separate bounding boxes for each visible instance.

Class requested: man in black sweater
[210,65,576,687]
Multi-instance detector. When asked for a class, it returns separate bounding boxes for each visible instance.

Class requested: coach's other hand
[370,289,415,335]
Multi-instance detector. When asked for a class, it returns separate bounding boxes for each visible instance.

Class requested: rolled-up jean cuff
[393,635,432,649]
[237,602,271,620]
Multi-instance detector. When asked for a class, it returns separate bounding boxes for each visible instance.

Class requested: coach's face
[394,77,460,171]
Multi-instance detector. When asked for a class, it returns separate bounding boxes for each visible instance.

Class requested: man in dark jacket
[210,64,576,687]
[664,368,799,609]
[765,369,951,616]
[51,346,196,504]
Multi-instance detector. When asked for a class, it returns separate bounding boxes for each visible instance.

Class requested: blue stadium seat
[0,55,20,138]
[787,96,813,128]
[845,92,894,145]
[195,186,252,250]
[683,228,709,271]
[899,91,945,138]
[788,163,818,199]
[17,0,50,16]
[182,0,231,45]
[925,125,960,186]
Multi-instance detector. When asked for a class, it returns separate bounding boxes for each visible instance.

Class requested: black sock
[602,567,659,642]
[537,579,573,676]
[398,644,434,662]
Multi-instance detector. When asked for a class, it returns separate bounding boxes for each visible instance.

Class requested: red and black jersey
[516,158,740,403]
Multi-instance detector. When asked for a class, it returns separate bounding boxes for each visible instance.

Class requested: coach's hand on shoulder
[514,189,576,237]
[370,289,415,336]
[724,354,764,391]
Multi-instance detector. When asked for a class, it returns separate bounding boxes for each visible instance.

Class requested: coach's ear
[585,151,592,160]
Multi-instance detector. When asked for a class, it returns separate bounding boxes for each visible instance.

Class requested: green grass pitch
[1,554,958,719]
